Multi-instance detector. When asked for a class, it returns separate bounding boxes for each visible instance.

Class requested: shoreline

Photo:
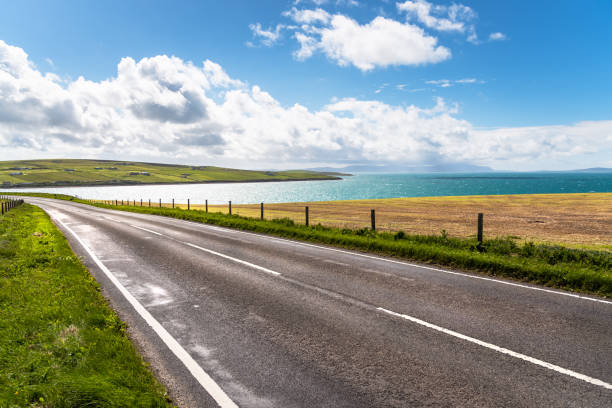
[0,175,345,189]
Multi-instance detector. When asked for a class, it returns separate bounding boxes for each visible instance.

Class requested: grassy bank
[0,159,345,188]
[0,204,172,406]
[10,193,612,298]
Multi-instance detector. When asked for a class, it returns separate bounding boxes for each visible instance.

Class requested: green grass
[0,159,344,188]
[0,204,173,407]
[10,192,611,298]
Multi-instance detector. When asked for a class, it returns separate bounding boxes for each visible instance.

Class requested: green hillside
[0,159,344,188]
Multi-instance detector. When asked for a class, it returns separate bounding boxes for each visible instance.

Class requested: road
[24,197,612,407]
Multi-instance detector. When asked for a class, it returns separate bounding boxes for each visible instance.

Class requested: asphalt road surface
[23,197,612,407]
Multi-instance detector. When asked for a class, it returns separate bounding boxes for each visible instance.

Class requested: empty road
[24,197,612,407]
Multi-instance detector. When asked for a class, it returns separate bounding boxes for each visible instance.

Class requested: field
[0,159,344,188]
[0,204,172,406]
[188,193,611,250]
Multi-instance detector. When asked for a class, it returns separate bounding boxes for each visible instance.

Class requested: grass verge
[0,204,172,407]
[9,193,612,298]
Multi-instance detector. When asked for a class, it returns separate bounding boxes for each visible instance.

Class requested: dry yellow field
[202,193,612,249]
[102,193,612,249]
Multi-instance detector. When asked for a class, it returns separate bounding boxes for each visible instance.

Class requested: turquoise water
[9,172,612,204]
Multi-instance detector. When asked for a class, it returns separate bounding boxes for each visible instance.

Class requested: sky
[0,0,611,171]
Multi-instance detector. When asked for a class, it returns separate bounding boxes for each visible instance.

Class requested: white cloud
[298,14,451,70]
[427,78,484,87]
[293,33,319,60]
[283,7,331,24]
[469,121,612,170]
[455,78,477,84]
[397,0,473,32]
[248,23,285,47]
[426,79,452,87]
[489,32,507,41]
[397,0,479,43]
[1,40,610,170]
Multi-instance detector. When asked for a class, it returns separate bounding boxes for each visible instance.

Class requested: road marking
[192,225,612,305]
[130,224,164,236]
[183,242,281,277]
[53,217,239,408]
[377,307,612,390]
[322,259,351,267]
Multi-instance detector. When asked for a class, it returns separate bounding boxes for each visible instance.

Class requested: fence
[88,197,486,244]
[0,196,24,216]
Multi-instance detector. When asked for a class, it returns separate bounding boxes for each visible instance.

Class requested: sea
[7,172,612,204]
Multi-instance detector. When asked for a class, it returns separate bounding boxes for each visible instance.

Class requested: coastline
[0,175,346,189]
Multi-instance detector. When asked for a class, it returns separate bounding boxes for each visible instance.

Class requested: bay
[8,172,612,204]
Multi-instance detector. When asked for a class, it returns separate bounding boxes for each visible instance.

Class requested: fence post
[371,209,376,231]
[305,206,309,227]
[261,202,264,220]
[149,199,151,207]
[1,202,4,215]
[159,199,161,208]
[140,199,143,207]
[205,199,208,213]
[172,199,174,209]
[188,199,190,211]
[477,213,484,249]
[229,201,232,215]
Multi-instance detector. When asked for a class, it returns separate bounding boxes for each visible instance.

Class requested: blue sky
[1,0,611,170]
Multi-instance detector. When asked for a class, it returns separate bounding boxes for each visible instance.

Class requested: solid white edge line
[377,307,612,390]
[53,216,239,408]
[193,224,612,305]
[130,224,163,236]
[183,242,281,276]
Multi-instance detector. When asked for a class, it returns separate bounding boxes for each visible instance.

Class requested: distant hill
[0,159,343,188]
[568,167,612,173]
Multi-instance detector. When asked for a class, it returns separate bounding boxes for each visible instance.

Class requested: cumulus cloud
[0,40,610,170]
[316,15,450,70]
[468,121,612,169]
[281,12,450,70]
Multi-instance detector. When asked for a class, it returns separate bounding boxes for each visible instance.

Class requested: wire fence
[5,194,610,247]
[89,197,487,242]
[0,195,24,215]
